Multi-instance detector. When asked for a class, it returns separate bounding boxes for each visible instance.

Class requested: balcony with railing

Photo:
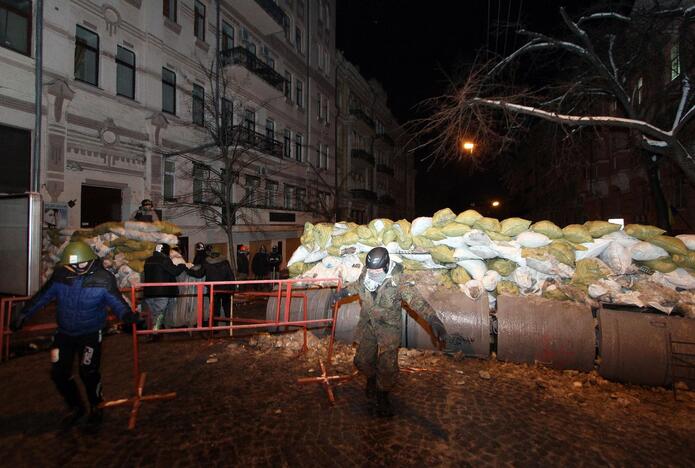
[232,125,283,158]
[350,188,378,202]
[351,148,375,165]
[349,108,375,129]
[230,0,289,35]
[221,47,287,93]
[376,163,394,176]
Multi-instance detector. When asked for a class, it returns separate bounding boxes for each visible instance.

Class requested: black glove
[330,289,350,308]
[121,311,139,325]
[427,315,448,342]
[10,313,27,332]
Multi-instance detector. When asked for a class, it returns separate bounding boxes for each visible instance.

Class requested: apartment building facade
[0,0,336,265]
[335,51,416,224]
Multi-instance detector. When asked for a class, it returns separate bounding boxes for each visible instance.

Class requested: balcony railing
[221,47,287,92]
[351,148,375,165]
[349,108,375,128]
[232,125,283,158]
[376,163,394,176]
[254,0,289,31]
[350,188,377,202]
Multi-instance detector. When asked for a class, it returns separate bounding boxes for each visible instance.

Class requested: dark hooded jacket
[143,251,186,297]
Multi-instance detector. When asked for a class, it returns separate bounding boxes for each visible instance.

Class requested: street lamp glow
[461,141,475,153]
[491,200,500,207]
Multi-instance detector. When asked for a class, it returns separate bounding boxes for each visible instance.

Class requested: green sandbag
[401,258,429,270]
[123,251,152,262]
[562,224,592,244]
[473,217,501,233]
[543,286,570,301]
[455,209,482,226]
[423,226,446,240]
[332,230,359,247]
[93,221,124,235]
[673,252,695,270]
[486,258,518,276]
[71,229,96,241]
[127,259,145,273]
[521,246,550,260]
[326,246,341,257]
[313,223,334,249]
[640,257,678,273]
[571,258,611,289]
[625,224,666,240]
[392,219,412,237]
[412,236,434,249]
[530,220,563,239]
[300,222,314,246]
[450,267,472,284]
[398,236,413,250]
[441,222,471,237]
[500,217,531,237]
[112,238,155,252]
[289,261,311,277]
[357,225,372,239]
[382,229,397,245]
[359,236,380,247]
[549,240,576,267]
[648,235,689,256]
[429,245,456,264]
[432,208,456,227]
[486,230,512,242]
[496,280,520,296]
[368,218,394,239]
[583,220,620,238]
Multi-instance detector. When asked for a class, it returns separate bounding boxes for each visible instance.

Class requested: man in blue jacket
[11,241,137,427]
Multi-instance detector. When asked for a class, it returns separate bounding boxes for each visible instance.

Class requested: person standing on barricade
[10,241,138,427]
[330,247,452,417]
[143,243,186,339]
[267,245,282,280]
[129,199,159,222]
[187,245,236,327]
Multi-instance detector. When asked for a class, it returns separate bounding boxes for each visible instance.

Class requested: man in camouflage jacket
[332,247,448,417]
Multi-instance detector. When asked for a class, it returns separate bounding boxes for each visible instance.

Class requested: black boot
[60,404,86,428]
[86,405,103,426]
[365,376,377,400]
[376,390,394,418]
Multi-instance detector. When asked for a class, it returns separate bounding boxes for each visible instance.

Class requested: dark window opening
[0,0,31,55]
[194,0,205,41]
[192,84,204,126]
[75,25,99,86]
[81,185,122,228]
[0,124,30,193]
[162,67,176,114]
[163,0,177,22]
[116,45,135,99]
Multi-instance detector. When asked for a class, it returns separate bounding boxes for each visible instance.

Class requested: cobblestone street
[0,332,693,467]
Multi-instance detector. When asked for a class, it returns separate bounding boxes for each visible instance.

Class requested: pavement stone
[0,332,693,467]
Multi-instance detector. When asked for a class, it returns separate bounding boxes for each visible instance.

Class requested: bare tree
[160,55,288,270]
[416,1,695,229]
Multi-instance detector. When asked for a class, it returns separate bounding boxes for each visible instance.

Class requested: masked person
[187,245,236,327]
[143,243,187,337]
[192,242,208,266]
[130,199,160,222]
[331,247,449,417]
[11,241,137,427]
[267,246,282,280]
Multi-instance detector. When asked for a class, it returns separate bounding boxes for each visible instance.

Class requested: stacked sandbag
[289,211,695,317]
[41,220,181,289]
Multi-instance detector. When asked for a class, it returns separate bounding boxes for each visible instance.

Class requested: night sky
[336,0,609,217]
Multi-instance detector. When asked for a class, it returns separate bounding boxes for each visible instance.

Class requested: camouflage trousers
[353,314,402,391]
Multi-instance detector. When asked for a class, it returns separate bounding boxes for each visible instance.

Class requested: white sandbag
[526,256,574,278]
[511,266,542,290]
[611,291,645,308]
[588,278,622,299]
[676,234,695,251]
[631,241,668,261]
[304,248,328,263]
[452,246,482,260]
[341,254,363,268]
[402,252,432,262]
[121,229,178,244]
[482,270,501,291]
[332,223,350,236]
[516,231,551,248]
[463,229,491,246]
[468,244,499,259]
[461,279,484,300]
[321,256,344,269]
[109,226,127,237]
[654,269,695,290]
[600,241,633,274]
[488,292,497,310]
[433,236,467,249]
[390,254,403,264]
[411,217,433,236]
[354,242,376,253]
[421,257,450,269]
[491,243,526,266]
[576,238,612,261]
[601,230,639,248]
[382,241,400,254]
[456,259,487,280]
[124,221,160,233]
[287,245,309,266]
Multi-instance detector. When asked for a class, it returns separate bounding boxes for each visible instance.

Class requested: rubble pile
[288,209,695,317]
[41,220,181,289]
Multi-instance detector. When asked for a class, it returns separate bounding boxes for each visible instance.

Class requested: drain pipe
[32,0,44,192]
